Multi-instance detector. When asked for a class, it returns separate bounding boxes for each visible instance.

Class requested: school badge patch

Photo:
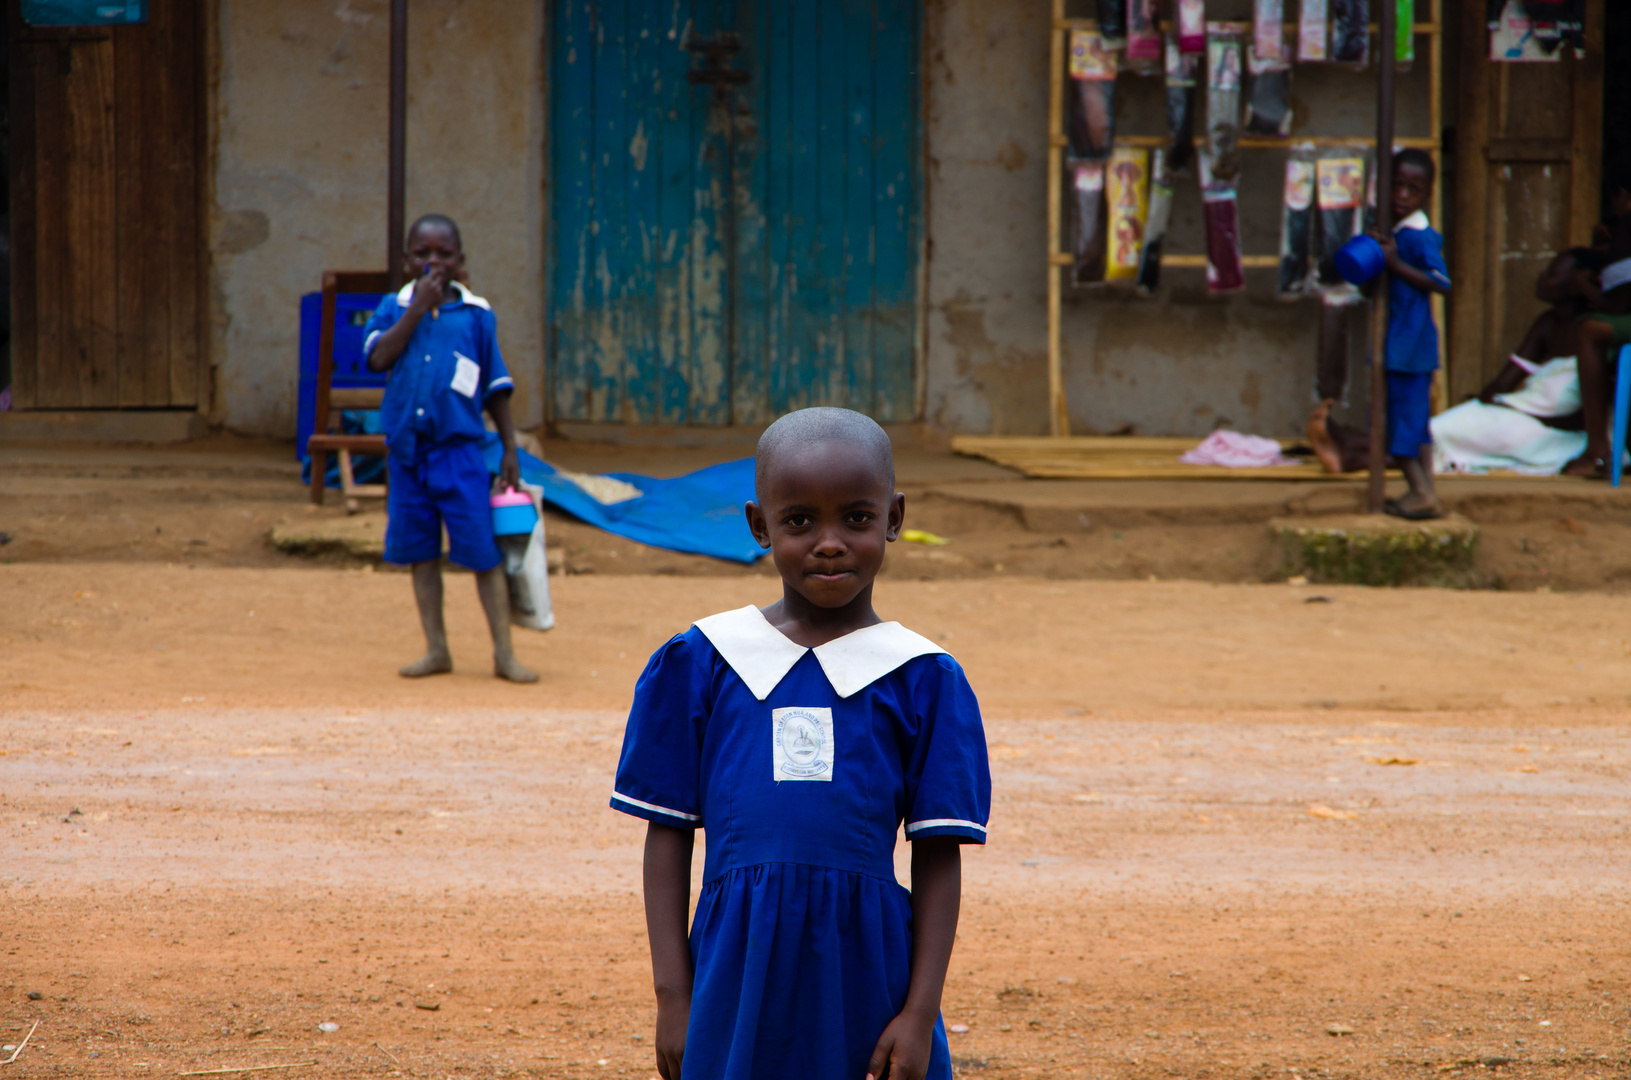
[771,707,834,781]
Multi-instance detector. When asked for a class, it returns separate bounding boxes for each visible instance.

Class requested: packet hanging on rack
[1331,0,1369,66]
[1106,147,1151,281]
[1096,0,1128,50]
[1298,0,1329,61]
[1205,22,1246,180]
[1177,0,1206,54]
[1164,35,1200,175]
[1199,150,1245,294]
[1245,30,1293,136]
[1137,149,1174,296]
[1396,0,1414,67]
[1128,0,1163,63]
[1253,0,1284,61]
[1071,161,1109,286]
[1314,148,1366,293]
[1277,146,1316,297]
[1068,30,1118,161]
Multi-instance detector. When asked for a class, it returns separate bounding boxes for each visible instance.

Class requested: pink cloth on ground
[1179,430,1297,467]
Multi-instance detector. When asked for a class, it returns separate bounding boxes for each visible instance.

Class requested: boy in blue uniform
[1373,148,1452,519]
[613,408,990,1080]
[363,214,538,683]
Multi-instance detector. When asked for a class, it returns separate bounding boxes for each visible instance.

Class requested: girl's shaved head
[755,407,895,501]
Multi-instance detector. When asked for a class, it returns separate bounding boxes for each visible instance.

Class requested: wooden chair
[307,270,392,509]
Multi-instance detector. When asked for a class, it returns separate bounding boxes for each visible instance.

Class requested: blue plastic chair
[1614,345,1631,487]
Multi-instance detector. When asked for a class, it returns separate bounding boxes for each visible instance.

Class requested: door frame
[1447,0,1604,404]
[541,0,931,432]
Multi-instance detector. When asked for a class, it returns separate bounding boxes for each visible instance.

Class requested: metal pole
[387,0,408,291]
[1366,0,1397,513]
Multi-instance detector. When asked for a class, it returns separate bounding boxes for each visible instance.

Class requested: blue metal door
[550,0,921,426]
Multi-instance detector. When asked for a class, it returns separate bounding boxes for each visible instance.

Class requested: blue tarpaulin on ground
[481,435,763,564]
[302,424,762,564]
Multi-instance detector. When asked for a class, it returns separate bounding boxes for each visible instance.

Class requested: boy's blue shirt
[362,281,514,467]
[1385,211,1451,374]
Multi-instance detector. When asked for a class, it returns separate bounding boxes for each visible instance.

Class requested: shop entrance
[548,0,922,428]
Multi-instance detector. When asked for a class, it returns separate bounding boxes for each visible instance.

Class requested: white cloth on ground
[1179,430,1298,467]
[1431,356,1586,475]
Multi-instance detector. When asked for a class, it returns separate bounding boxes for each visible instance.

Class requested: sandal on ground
[1383,497,1444,521]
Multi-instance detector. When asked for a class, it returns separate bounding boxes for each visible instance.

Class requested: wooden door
[1448,0,1604,404]
[8,0,204,410]
[549,0,921,427]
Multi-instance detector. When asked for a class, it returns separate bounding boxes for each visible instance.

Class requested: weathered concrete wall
[924,0,1437,438]
[209,0,546,437]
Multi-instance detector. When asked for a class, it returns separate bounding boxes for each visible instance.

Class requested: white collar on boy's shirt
[693,604,946,701]
[394,279,492,310]
[1394,210,1430,233]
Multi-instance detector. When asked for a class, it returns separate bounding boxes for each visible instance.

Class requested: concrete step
[1271,513,1480,587]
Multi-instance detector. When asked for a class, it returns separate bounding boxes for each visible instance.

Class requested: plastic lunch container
[1333,234,1386,286]
[490,487,540,537]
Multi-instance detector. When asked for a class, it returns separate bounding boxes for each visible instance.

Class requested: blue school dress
[612,605,992,1080]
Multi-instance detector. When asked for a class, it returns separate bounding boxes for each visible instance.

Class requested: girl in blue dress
[611,408,992,1080]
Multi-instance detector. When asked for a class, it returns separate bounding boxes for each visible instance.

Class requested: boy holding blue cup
[1371,149,1452,518]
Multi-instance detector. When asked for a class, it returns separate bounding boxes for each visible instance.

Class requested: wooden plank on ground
[950,436,1569,482]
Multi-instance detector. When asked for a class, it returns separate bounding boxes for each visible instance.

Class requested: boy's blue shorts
[384,440,503,572]
[1385,370,1434,458]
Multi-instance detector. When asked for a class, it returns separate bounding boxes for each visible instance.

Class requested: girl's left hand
[865,1010,936,1080]
[499,448,521,492]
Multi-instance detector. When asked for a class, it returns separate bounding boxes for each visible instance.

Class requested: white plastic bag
[500,483,554,631]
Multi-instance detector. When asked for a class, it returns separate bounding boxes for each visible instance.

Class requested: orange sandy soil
[3,567,1629,1079]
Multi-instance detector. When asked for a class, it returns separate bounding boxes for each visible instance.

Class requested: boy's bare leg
[402,561,454,677]
[476,567,539,683]
[1392,445,1442,517]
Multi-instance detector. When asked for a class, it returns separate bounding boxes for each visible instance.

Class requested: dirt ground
[9,437,1631,591]
[3,559,1630,1080]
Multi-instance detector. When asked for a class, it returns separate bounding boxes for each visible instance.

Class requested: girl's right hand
[654,989,689,1079]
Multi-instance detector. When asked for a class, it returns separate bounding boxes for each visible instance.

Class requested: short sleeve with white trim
[902,654,992,843]
[611,633,707,829]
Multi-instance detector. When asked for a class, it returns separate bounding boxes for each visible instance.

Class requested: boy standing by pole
[1371,149,1452,519]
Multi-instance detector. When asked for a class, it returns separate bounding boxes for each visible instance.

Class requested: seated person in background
[1309,246,1603,476]
[1432,247,1605,475]
[1562,198,1631,477]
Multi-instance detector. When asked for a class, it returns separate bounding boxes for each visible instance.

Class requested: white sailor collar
[395,279,492,310]
[1393,210,1430,233]
[693,605,946,701]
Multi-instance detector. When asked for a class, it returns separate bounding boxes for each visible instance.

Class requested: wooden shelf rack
[1044,0,1445,436]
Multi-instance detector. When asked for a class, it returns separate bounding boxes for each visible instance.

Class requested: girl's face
[405,223,464,283]
[746,441,903,611]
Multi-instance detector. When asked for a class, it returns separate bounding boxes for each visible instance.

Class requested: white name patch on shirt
[450,352,481,398]
[771,707,834,781]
